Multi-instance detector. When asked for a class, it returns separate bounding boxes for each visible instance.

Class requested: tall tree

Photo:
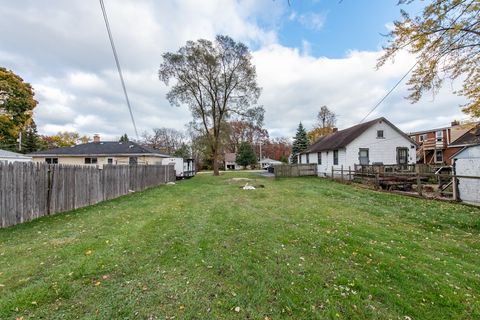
[40,131,90,149]
[378,0,480,117]
[142,127,187,155]
[308,106,337,142]
[22,121,40,153]
[236,141,257,168]
[291,122,309,164]
[0,67,37,151]
[159,35,262,176]
[119,133,129,142]
[226,120,269,153]
[262,137,292,161]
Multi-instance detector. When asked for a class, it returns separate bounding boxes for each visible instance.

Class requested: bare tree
[142,127,187,156]
[159,35,262,175]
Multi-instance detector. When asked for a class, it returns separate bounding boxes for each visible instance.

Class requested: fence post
[375,172,379,189]
[416,173,422,196]
[452,175,458,201]
[348,166,352,181]
[331,166,334,180]
[341,165,344,182]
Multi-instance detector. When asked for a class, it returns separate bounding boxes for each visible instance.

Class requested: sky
[0,0,469,141]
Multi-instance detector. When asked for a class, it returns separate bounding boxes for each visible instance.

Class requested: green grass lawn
[1,173,479,319]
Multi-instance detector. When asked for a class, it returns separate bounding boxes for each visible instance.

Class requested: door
[359,148,369,165]
[397,148,408,165]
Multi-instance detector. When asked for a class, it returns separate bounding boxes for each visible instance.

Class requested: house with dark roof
[298,117,417,177]
[28,135,170,166]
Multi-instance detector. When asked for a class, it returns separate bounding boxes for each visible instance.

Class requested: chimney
[332,127,338,133]
[451,120,460,127]
[93,134,100,143]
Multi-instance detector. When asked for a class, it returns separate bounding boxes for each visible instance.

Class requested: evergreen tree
[22,122,40,153]
[236,141,257,168]
[291,122,309,164]
[119,134,129,142]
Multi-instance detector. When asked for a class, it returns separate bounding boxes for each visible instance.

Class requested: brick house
[409,121,477,165]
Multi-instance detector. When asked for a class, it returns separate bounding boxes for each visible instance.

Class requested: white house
[224,153,241,170]
[259,157,282,168]
[298,117,417,177]
[449,125,480,206]
[0,149,32,163]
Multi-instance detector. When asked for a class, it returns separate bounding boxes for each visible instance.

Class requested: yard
[0,173,479,319]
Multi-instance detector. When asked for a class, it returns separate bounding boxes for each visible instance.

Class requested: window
[333,150,339,165]
[436,130,443,142]
[84,157,98,164]
[397,148,408,165]
[419,134,425,142]
[129,157,138,165]
[107,158,113,164]
[377,130,384,138]
[359,148,369,165]
[435,150,443,163]
[317,152,322,165]
[45,158,58,164]
[306,154,310,164]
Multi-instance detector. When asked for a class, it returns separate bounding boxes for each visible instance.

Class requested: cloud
[253,45,468,137]
[0,0,469,142]
[296,12,327,31]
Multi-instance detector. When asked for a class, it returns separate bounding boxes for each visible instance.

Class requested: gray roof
[302,117,415,154]
[224,153,236,162]
[0,149,32,159]
[449,124,480,147]
[28,141,171,157]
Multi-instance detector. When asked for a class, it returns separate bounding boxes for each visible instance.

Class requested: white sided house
[298,117,417,177]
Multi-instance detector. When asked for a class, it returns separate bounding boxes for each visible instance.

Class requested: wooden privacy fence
[0,162,175,228]
[274,164,317,177]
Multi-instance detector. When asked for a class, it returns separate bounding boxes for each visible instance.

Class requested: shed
[451,144,480,206]
[0,149,32,163]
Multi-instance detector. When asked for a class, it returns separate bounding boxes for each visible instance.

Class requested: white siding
[454,145,480,206]
[303,119,416,177]
[345,121,416,167]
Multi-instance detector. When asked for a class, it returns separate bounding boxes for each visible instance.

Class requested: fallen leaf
[85,250,92,256]
[234,306,241,312]
[94,281,101,286]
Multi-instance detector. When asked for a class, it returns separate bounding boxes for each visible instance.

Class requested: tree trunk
[212,148,220,176]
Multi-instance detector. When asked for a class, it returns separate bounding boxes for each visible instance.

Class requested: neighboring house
[259,158,282,168]
[224,153,240,170]
[408,121,477,165]
[0,149,32,163]
[298,117,417,177]
[449,125,480,206]
[28,135,170,166]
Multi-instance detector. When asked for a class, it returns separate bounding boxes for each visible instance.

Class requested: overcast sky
[0,0,469,140]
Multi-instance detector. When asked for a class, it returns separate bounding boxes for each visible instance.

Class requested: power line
[359,62,418,124]
[99,0,139,139]
[359,0,475,124]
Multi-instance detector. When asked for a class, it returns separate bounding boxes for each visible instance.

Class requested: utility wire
[99,0,139,139]
[359,0,475,124]
[359,62,418,124]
